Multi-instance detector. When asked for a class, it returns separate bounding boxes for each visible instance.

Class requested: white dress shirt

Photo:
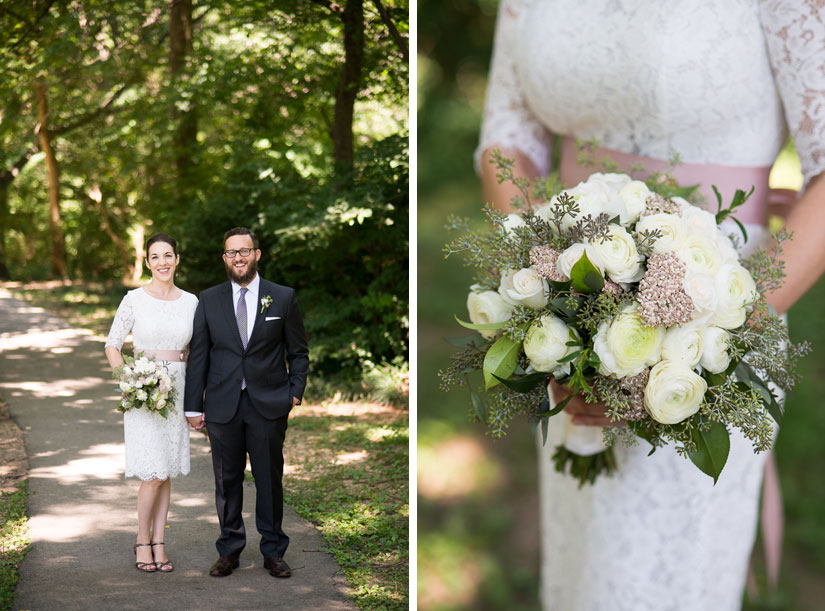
[185,274,260,418]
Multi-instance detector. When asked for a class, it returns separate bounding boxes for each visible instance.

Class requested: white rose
[499,267,548,309]
[556,243,604,280]
[679,233,723,275]
[699,326,732,374]
[123,366,132,376]
[644,360,708,424]
[661,324,704,369]
[618,180,650,224]
[119,381,133,392]
[711,263,757,329]
[534,201,557,226]
[636,213,687,254]
[467,289,515,340]
[683,269,718,323]
[523,314,579,376]
[593,303,665,378]
[136,389,148,401]
[588,224,644,283]
[502,213,526,234]
[680,205,719,236]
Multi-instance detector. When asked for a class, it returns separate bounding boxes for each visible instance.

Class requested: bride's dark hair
[145,232,178,255]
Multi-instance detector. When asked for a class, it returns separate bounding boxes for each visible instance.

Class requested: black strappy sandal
[134,543,157,572]
[151,542,174,572]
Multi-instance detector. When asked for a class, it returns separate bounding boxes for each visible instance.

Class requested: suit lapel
[221,282,246,350]
[247,278,271,347]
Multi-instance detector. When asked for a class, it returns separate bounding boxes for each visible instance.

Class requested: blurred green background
[417,1,825,609]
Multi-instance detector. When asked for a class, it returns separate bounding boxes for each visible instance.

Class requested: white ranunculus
[644,360,707,424]
[661,324,704,369]
[119,380,133,392]
[715,230,740,264]
[593,303,665,378]
[618,180,650,224]
[559,175,625,230]
[499,267,549,309]
[636,212,687,254]
[670,197,691,214]
[523,314,579,376]
[681,205,719,236]
[588,172,633,193]
[136,389,148,402]
[699,326,732,374]
[679,233,723,275]
[683,268,718,322]
[588,224,644,283]
[467,289,514,340]
[711,262,757,329]
[556,242,604,279]
[501,213,526,234]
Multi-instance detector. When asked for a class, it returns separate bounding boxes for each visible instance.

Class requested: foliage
[0,481,31,611]
[284,408,409,610]
[0,1,409,385]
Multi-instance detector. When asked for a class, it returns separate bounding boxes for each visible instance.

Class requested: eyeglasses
[223,248,254,258]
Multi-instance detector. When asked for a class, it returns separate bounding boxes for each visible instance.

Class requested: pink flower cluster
[637,252,694,327]
[529,245,566,281]
[619,368,650,420]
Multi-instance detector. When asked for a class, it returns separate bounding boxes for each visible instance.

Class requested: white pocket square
[265,316,281,321]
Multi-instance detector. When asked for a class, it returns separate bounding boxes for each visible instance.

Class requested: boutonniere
[260,295,272,314]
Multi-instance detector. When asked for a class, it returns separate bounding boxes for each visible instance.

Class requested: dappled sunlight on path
[0,288,354,610]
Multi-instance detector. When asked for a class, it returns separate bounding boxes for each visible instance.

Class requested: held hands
[186,414,206,430]
[292,396,300,409]
[549,380,613,427]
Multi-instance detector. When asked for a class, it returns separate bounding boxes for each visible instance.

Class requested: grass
[1,281,409,610]
[284,407,409,610]
[0,482,30,611]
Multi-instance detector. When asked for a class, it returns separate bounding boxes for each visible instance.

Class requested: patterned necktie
[236,288,248,389]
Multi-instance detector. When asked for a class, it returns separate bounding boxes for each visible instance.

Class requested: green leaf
[687,421,731,484]
[584,270,605,293]
[470,389,487,423]
[731,217,748,244]
[454,314,508,332]
[569,252,603,294]
[444,334,483,349]
[483,335,522,389]
[492,371,549,393]
[548,393,572,416]
[541,416,549,445]
[548,279,572,292]
[557,350,583,364]
[549,296,578,318]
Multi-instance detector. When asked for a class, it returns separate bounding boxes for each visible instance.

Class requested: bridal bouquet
[113,353,176,419]
[441,151,809,485]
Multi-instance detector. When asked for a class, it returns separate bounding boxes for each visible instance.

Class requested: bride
[105,233,199,572]
[476,1,825,609]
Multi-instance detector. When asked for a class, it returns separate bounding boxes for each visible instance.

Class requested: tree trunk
[332,0,365,179]
[169,0,197,190]
[0,183,10,280]
[35,81,68,279]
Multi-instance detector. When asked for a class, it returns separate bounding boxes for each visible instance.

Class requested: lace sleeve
[105,292,134,350]
[760,0,825,187]
[475,0,553,176]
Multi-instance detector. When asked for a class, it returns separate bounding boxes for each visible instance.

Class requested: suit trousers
[206,389,290,558]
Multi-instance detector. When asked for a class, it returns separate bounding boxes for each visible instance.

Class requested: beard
[225,257,258,285]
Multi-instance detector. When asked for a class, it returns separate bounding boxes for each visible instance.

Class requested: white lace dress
[477,1,825,610]
[105,288,199,481]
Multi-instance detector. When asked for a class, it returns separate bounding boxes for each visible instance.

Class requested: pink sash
[136,348,188,363]
[559,137,777,224]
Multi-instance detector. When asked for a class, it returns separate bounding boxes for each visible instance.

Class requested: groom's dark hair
[223,227,259,249]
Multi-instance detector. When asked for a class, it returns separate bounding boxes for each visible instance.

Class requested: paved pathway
[0,288,354,611]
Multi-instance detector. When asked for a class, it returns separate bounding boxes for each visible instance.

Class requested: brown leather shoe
[263,557,291,578]
[209,555,240,577]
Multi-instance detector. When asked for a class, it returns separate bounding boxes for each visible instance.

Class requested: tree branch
[51,82,131,136]
[370,0,407,62]
[0,143,39,188]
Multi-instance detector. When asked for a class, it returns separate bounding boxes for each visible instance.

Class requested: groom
[184,227,309,578]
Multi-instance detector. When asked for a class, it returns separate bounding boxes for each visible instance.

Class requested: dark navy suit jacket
[184,277,309,422]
